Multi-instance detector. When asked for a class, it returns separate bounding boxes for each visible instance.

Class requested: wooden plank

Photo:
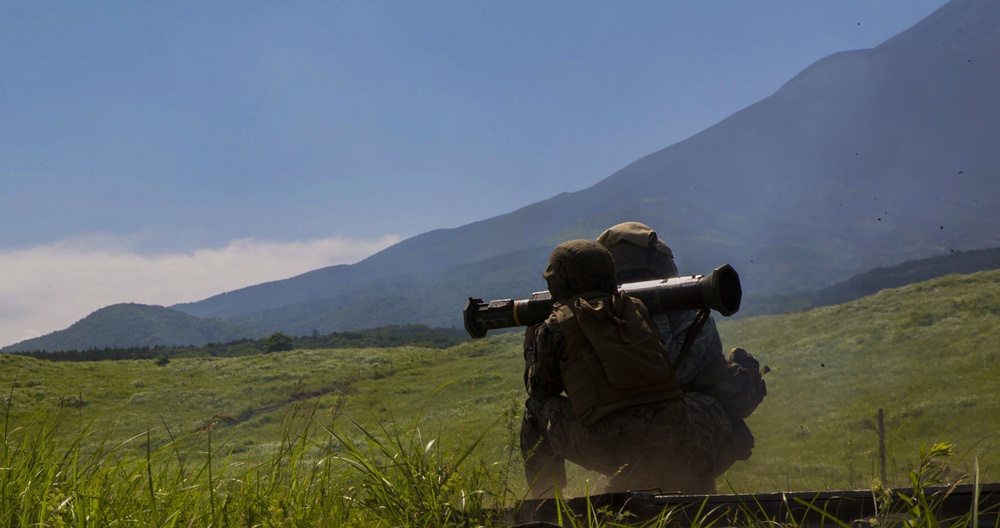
[510,483,1000,527]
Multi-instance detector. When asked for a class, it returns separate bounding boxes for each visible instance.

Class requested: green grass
[3,341,521,461]
[718,269,1000,492]
[3,269,1000,525]
[1,400,512,526]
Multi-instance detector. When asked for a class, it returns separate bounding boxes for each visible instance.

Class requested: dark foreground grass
[3,397,994,527]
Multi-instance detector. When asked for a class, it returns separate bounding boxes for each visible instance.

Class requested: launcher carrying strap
[671,308,710,371]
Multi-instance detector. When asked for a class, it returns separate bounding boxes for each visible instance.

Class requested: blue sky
[1,1,948,346]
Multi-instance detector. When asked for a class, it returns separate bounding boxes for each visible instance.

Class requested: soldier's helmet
[543,239,618,302]
[596,221,679,283]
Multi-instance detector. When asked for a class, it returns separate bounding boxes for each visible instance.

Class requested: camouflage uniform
[596,222,767,470]
[654,311,763,447]
[520,240,734,499]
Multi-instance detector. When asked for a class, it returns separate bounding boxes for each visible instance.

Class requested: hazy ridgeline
[3,269,999,525]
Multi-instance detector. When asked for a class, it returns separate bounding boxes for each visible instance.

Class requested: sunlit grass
[718,269,1000,492]
[0,399,518,526]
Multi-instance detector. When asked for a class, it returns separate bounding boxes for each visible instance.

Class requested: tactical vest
[555,292,683,427]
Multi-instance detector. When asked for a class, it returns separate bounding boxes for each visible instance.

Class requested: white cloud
[0,234,402,348]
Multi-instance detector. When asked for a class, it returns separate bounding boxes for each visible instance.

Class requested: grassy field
[3,269,1000,525]
[720,269,1000,492]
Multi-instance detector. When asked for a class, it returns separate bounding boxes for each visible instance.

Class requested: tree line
[8,324,469,362]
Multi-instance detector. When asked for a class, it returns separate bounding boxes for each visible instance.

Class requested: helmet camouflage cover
[543,239,618,302]
[596,221,678,281]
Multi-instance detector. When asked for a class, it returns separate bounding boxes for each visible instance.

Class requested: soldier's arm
[685,327,765,419]
[662,312,764,419]
[524,319,564,398]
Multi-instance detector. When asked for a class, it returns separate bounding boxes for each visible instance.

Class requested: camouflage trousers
[520,392,738,499]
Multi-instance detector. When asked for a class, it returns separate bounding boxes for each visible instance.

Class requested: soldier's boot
[524,452,567,499]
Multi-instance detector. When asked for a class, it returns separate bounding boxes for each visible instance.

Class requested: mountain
[9,0,1000,351]
[6,304,263,352]
[178,0,999,323]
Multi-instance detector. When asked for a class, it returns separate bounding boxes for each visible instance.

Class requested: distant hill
[7,324,468,360]
[3,304,262,352]
[12,0,1000,351]
[738,247,1000,318]
[807,247,1000,310]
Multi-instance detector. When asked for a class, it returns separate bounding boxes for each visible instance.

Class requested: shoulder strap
[672,308,710,370]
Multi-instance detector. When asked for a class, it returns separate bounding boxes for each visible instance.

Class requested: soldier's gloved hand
[729,347,769,399]
[728,347,758,370]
